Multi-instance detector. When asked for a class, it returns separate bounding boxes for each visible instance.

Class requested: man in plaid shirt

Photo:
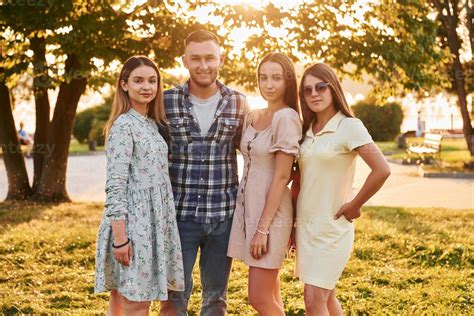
[160,30,248,316]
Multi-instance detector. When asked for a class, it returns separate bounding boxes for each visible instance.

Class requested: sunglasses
[303,82,331,97]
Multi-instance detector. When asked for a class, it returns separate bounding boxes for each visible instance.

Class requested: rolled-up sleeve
[234,95,250,148]
[269,109,302,158]
[104,119,133,220]
[343,118,373,151]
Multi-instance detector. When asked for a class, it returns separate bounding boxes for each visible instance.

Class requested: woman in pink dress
[227,52,302,315]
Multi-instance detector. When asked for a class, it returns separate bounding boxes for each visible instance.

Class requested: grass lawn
[69,139,104,155]
[0,202,472,314]
[376,137,471,172]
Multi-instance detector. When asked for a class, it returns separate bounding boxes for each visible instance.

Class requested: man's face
[183,40,224,88]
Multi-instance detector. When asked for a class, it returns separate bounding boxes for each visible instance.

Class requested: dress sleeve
[104,118,133,220]
[269,109,302,158]
[157,121,170,146]
[343,118,373,151]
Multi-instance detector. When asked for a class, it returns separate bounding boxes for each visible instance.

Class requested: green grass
[0,202,472,314]
[376,137,471,172]
[68,139,104,154]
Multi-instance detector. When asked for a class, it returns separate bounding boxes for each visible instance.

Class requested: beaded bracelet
[256,228,270,236]
[112,238,131,249]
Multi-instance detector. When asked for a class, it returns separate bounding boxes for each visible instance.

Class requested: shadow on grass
[362,206,435,235]
[1,305,35,314]
[360,206,473,269]
[0,201,57,236]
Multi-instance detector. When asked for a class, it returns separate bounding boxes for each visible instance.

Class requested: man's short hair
[184,30,220,47]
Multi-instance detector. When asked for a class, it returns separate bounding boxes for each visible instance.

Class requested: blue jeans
[168,218,233,316]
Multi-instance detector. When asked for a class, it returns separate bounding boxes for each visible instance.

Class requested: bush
[73,97,112,144]
[352,100,404,141]
[72,108,95,144]
[88,120,105,146]
[88,101,112,146]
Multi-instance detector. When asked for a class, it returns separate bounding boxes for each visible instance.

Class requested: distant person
[18,122,33,158]
[294,63,390,315]
[94,56,184,315]
[416,109,425,137]
[227,52,302,316]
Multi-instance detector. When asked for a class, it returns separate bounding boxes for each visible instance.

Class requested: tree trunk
[434,0,474,167]
[0,79,32,200]
[32,54,87,202]
[30,37,51,192]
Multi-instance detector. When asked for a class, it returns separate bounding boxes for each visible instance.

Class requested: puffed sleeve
[104,117,133,220]
[269,109,302,158]
[342,118,373,151]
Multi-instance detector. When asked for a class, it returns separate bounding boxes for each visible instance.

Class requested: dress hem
[297,273,336,290]
[228,255,283,270]
[94,285,184,302]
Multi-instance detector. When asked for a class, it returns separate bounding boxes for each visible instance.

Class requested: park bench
[405,133,442,163]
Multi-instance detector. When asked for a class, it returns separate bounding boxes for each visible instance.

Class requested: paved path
[0,154,473,209]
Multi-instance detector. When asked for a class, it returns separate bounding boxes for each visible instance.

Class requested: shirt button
[200,178,204,181]
[198,195,201,198]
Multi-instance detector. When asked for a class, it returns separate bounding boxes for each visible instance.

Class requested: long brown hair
[104,56,166,138]
[299,63,353,133]
[257,52,300,115]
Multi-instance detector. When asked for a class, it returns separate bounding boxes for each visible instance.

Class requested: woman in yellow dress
[295,63,390,315]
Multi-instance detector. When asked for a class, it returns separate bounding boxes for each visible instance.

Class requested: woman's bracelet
[256,228,270,236]
[112,238,130,249]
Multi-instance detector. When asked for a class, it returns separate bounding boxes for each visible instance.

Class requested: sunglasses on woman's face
[303,82,330,97]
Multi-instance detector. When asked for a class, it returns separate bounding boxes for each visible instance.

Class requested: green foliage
[0,202,472,313]
[0,2,202,90]
[352,100,404,141]
[73,97,111,145]
[72,108,95,144]
[215,1,448,93]
[89,98,112,146]
[88,120,105,146]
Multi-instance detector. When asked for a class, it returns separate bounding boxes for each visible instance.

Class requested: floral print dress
[95,108,184,301]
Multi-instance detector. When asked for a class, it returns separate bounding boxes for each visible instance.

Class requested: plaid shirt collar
[181,79,229,99]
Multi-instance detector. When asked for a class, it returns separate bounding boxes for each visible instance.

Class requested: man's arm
[234,95,250,149]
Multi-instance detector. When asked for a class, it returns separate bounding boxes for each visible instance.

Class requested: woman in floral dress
[95,56,184,315]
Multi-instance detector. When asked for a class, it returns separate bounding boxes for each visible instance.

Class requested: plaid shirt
[160,80,248,223]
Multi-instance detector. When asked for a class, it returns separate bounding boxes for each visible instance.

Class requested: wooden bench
[406,133,442,163]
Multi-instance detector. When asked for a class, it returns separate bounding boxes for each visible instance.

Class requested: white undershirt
[188,91,221,136]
